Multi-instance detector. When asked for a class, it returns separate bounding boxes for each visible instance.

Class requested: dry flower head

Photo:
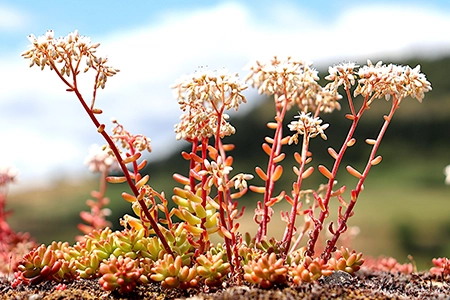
[84,144,115,173]
[172,67,247,140]
[325,60,432,104]
[21,30,119,92]
[0,165,18,188]
[245,56,342,113]
[288,112,329,144]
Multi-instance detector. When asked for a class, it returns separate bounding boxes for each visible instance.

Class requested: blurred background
[1,0,449,270]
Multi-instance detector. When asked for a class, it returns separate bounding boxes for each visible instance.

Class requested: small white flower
[444,165,450,185]
[288,112,329,143]
[22,30,119,87]
[231,173,254,191]
[0,165,18,187]
[172,67,246,140]
[84,144,115,173]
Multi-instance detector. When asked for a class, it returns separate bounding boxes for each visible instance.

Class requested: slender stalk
[321,97,400,261]
[80,92,173,255]
[189,138,198,192]
[257,87,289,242]
[92,167,108,230]
[215,139,240,275]
[282,134,310,255]
[48,59,173,255]
[306,87,369,257]
[198,137,208,254]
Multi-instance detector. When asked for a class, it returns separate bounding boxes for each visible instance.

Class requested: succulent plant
[98,255,141,293]
[196,250,230,287]
[430,257,450,276]
[135,257,154,284]
[161,222,195,264]
[243,252,287,288]
[172,186,220,241]
[13,244,77,286]
[289,256,333,284]
[364,256,414,274]
[113,228,147,259]
[327,246,364,274]
[150,253,198,289]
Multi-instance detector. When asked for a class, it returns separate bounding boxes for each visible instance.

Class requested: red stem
[282,134,310,256]
[189,139,198,192]
[48,59,173,255]
[256,89,289,242]
[321,97,400,261]
[198,137,208,253]
[91,167,109,230]
[306,87,369,257]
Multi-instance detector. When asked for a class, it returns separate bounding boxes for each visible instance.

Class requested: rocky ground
[1,270,449,300]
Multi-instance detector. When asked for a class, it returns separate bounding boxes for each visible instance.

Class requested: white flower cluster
[245,56,342,113]
[172,68,247,140]
[0,165,18,188]
[21,30,119,89]
[325,60,432,103]
[445,165,450,185]
[199,156,233,191]
[288,112,329,144]
[84,144,115,173]
[231,173,254,191]
[175,108,236,141]
[109,119,152,154]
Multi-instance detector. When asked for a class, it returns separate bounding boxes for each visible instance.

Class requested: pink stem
[48,59,173,255]
[257,91,289,242]
[321,97,400,261]
[306,88,369,257]
[282,134,310,256]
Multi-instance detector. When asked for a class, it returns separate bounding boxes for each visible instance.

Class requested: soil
[1,269,449,300]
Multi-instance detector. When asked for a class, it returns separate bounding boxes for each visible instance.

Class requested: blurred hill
[6,55,450,270]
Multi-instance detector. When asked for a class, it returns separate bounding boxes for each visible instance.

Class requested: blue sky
[1,0,450,189]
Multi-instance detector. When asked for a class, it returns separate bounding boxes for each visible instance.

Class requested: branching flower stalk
[306,66,369,258]
[245,58,291,243]
[245,56,341,244]
[0,165,18,239]
[306,61,432,260]
[281,112,328,256]
[21,30,173,255]
[322,95,404,260]
[171,67,249,274]
[77,144,114,240]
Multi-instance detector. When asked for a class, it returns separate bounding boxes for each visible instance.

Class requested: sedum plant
[0,166,37,278]
[76,144,115,241]
[6,29,436,294]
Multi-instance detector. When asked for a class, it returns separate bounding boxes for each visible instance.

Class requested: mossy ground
[1,270,449,300]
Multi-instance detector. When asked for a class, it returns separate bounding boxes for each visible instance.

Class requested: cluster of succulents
[327,246,365,275]
[149,254,198,289]
[363,256,415,274]
[12,244,77,287]
[243,252,288,288]
[196,249,230,287]
[98,256,141,293]
[0,166,38,277]
[429,257,450,276]
[6,29,446,296]
[289,255,333,284]
[9,224,367,292]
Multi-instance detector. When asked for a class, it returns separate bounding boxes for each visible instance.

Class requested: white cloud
[1,2,449,189]
[330,4,450,59]
[0,4,29,31]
